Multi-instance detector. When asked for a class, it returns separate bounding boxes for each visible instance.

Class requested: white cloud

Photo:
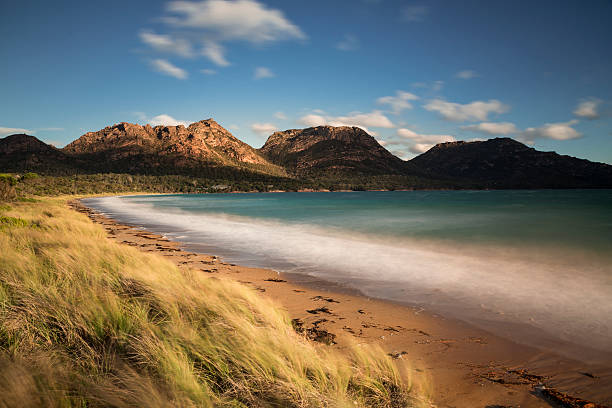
[331,111,394,128]
[200,68,217,75]
[336,34,359,51]
[251,122,278,136]
[518,120,582,144]
[150,59,188,79]
[573,99,601,120]
[165,0,306,43]
[139,30,194,57]
[424,98,509,121]
[297,110,394,134]
[461,122,519,135]
[201,41,230,66]
[298,114,327,127]
[0,127,30,136]
[274,111,287,120]
[141,0,305,68]
[254,66,275,79]
[455,70,478,79]
[402,5,428,21]
[397,128,456,153]
[376,90,419,114]
[149,114,191,127]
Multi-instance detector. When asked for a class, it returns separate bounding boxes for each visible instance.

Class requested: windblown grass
[0,197,426,407]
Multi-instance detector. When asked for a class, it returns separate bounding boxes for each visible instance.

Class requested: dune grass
[0,197,426,407]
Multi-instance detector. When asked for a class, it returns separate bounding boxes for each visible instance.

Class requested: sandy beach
[71,199,612,408]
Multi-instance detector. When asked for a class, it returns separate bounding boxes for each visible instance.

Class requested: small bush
[0,180,16,201]
[0,216,30,228]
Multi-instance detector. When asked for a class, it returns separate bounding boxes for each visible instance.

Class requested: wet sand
[71,200,612,408]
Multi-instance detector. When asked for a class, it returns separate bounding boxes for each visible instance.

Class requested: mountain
[259,126,407,176]
[63,119,286,177]
[408,137,612,188]
[0,134,78,174]
[2,123,611,190]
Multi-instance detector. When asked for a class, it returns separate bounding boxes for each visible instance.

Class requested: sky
[1,0,612,163]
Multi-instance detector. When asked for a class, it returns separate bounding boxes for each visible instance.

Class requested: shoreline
[71,198,612,407]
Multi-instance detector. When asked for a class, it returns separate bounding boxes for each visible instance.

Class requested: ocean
[83,190,612,363]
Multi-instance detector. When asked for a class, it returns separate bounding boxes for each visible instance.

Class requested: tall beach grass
[0,197,427,407]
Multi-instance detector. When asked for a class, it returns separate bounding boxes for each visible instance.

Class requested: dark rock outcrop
[0,134,77,173]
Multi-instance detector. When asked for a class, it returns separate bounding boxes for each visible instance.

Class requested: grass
[0,197,427,407]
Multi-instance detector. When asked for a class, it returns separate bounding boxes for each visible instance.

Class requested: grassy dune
[0,198,425,407]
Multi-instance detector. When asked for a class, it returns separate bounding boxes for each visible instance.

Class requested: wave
[84,196,612,363]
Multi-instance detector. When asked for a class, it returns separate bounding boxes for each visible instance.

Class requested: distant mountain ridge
[409,138,612,188]
[259,126,407,176]
[0,134,78,173]
[1,120,611,189]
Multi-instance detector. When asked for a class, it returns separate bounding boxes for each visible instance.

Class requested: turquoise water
[84,190,612,363]
[111,190,612,254]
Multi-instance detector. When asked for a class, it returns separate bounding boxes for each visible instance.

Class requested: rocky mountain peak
[61,119,284,174]
[259,125,406,175]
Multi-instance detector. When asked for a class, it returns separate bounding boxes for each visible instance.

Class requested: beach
[72,198,612,408]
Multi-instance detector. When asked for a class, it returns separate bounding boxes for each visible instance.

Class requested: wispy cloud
[336,34,359,51]
[139,30,194,57]
[201,41,230,66]
[0,127,30,137]
[462,119,583,145]
[573,99,601,120]
[411,80,443,92]
[251,122,278,136]
[424,98,509,121]
[144,0,306,67]
[455,70,478,79]
[298,110,394,135]
[518,120,582,144]
[200,68,217,75]
[274,111,287,120]
[402,5,428,22]
[461,122,518,135]
[397,128,456,153]
[377,90,419,114]
[254,66,275,79]
[150,59,188,79]
[149,114,191,127]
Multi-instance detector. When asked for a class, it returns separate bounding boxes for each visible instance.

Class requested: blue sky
[1,0,611,163]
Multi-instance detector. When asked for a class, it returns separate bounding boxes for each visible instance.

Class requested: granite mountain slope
[62,119,286,176]
[259,126,407,176]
